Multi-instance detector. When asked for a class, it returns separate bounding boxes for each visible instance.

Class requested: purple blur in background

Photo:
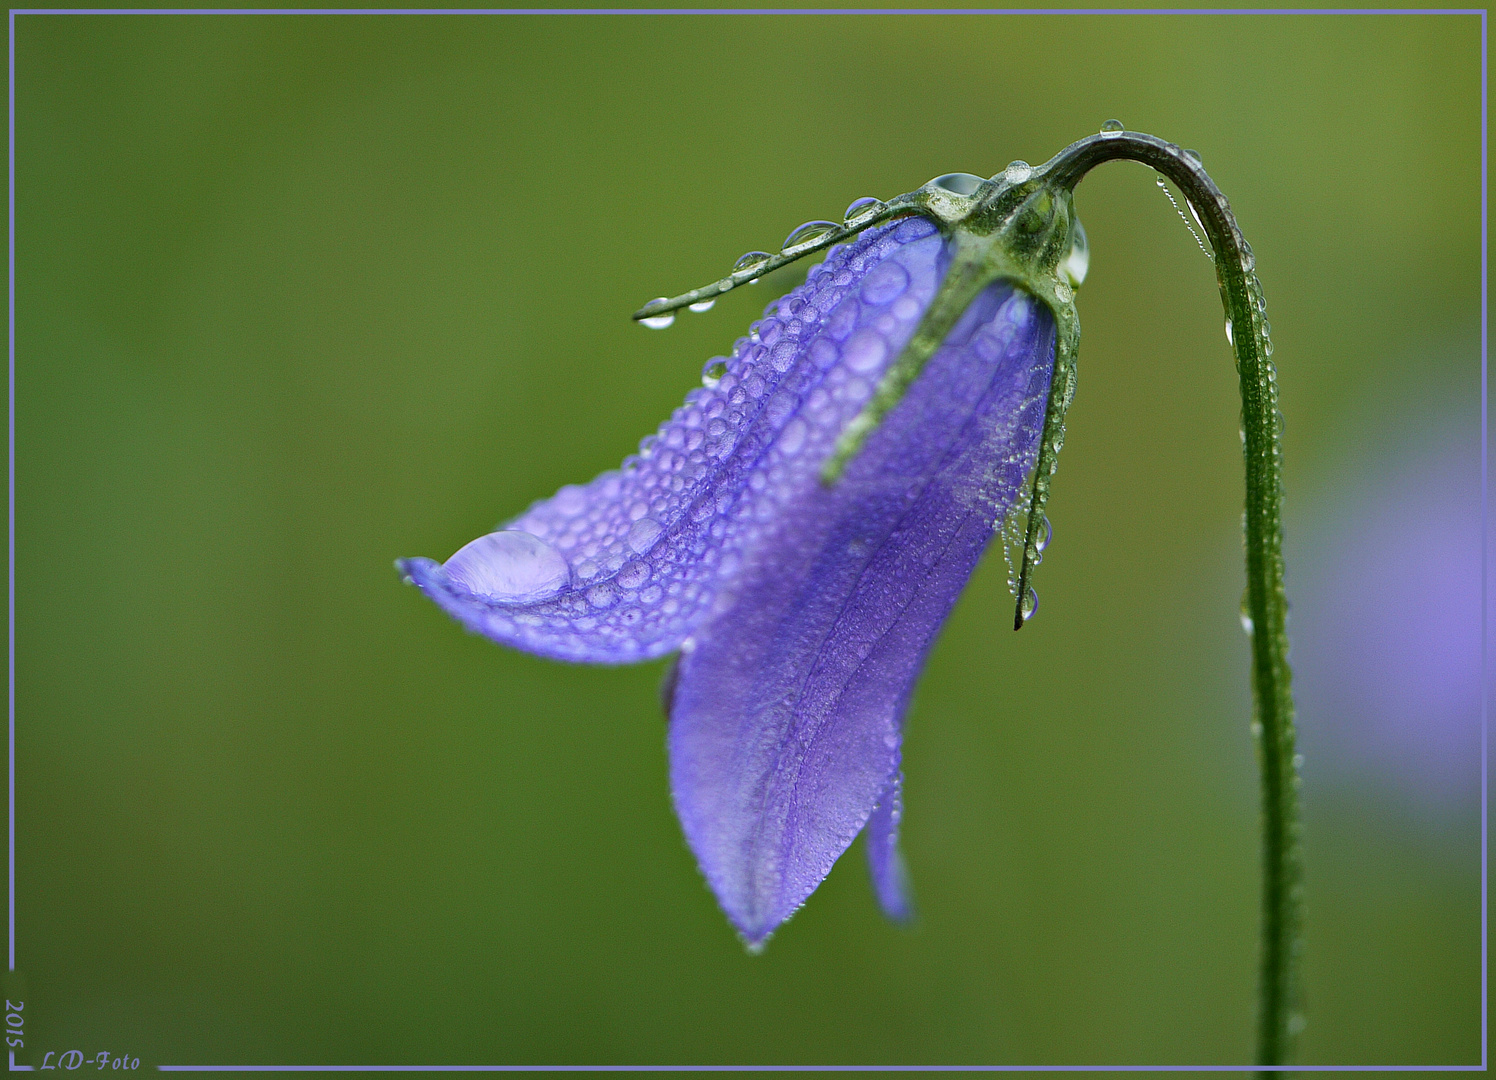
[1288,405,1482,826]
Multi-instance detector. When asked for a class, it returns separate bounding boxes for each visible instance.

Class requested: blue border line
[7,1,15,981]
[0,6,1488,13]
[148,1066,1487,1073]
[3,5,1487,1074]
[1480,6,1490,1072]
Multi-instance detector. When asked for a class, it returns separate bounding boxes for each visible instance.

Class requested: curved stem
[1045,131,1303,1072]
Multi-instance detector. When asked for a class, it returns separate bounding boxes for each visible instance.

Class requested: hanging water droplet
[732,251,771,279]
[930,172,983,195]
[701,357,728,388]
[1002,161,1032,184]
[1099,118,1125,134]
[782,220,838,250]
[1186,197,1207,235]
[1036,514,1052,552]
[1225,318,1234,346]
[1155,176,1212,260]
[1263,339,1274,357]
[1183,148,1203,165]
[1020,587,1039,622]
[640,300,675,330]
[1061,219,1089,287]
[843,196,884,225]
[688,299,715,313]
[444,530,571,604]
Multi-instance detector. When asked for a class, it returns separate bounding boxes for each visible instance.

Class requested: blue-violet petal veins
[400,218,939,665]
[668,274,1055,946]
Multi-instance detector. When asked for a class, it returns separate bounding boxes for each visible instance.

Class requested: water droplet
[1061,219,1089,287]
[1225,318,1234,346]
[688,298,715,313]
[1240,589,1254,634]
[843,329,889,373]
[732,251,771,278]
[843,196,885,225]
[1054,281,1072,303]
[1240,612,1254,634]
[1155,176,1212,260]
[930,172,983,195]
[1186,197,1207,235]
[1036,514,1052,552]
[1020,587,1039,622]
[1002,160,1032,184]
[859,260,909,306]
[782,220,838,250]
[617,560,650,589]
[778,417,807,456]
[1183,148,1202,165]
[444,530,570,603]
[701,358,728,388]
[715,278,734,294]
[1099,118,1125,134]
[626,517,662,555]
[640,299,675,330]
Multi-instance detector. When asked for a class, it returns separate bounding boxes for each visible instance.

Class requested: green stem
[1047,131,1303,1072]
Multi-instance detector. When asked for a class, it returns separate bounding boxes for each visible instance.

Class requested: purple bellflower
[401,167,1089,948]
[401,131,1305,1065]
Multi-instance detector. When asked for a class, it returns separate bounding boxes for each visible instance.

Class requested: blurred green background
[13,9,1483,1068]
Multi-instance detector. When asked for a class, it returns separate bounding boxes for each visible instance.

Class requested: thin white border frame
[4,6,1486,1072]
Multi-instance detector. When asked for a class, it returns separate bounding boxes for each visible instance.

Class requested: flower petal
[667,278,1056,946]
[866,771,914,924]
[399,217,950,664]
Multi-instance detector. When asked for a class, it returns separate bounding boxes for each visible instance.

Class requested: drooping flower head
[400,164,1088,948]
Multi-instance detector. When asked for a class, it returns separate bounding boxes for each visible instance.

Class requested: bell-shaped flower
[401,172,1082,948]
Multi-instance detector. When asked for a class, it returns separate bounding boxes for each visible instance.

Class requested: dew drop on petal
[553,485,587,517]
[778,418,807,456]
[627,517,663,554]
[444,530,571,603]
[617,560,650,589]
[701,358,728,388]
[860,261,909,306]
[843,329,889,373]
